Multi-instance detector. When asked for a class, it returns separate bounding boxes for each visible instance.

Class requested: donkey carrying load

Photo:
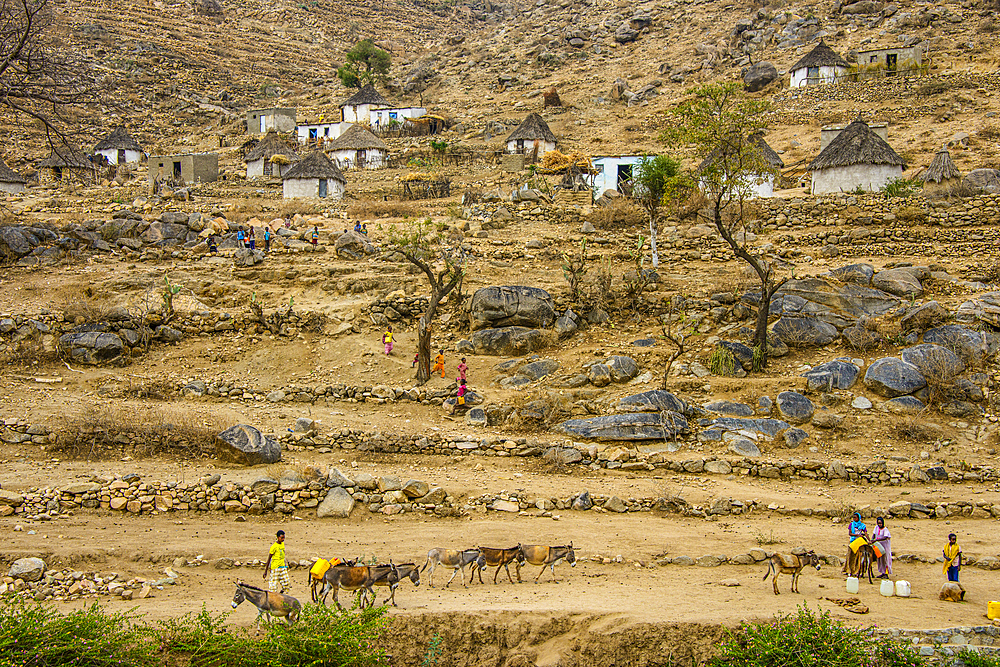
[231,580,301,632]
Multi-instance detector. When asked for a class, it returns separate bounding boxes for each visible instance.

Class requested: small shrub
[979,124,1000,141]
[588,198,644,229]
[754,529,785,546]
[892,416,943,443]
[708,346,736,376]
[918,80,949,96]
[880,177,921,198]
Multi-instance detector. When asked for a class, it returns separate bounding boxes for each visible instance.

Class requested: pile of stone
[0,419,53,449]
[368,294,430,327]
[4,557,170,602]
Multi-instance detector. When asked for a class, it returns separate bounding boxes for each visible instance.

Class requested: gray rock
[415,487,446,505]
[464,407,488,426]
[852,396,873,409]
[294,417,315,433]
[9,557,46,582]
[57,332,125,365]
[571,491,593,510]
[900,301,949,333]
[233,247,265,267]
[471,327,550,356]
[377,476,402,492]
[456,339,475,353]
[606,355,638,382]
[617,390,688,414]
[773,278,899,319]
[604,496,628,513]
[883,396,926,415]
[728,438,761,457]
[829,263,874,286]
[334,231,375,259]
[743,61,778,92]
[279,470,307,491]
[588,363,612,387]
[811,409,843,429]
[963,168,1000,194]
[327,468,354,488]
[923,325,991,365]
[544,446,583,465]
[402,480,430,499]
[0,226,38,260]
[900,344,965,381]
[154,326,184,343]
[251,477,279,495]
[317,487,355,518]
[703,400,754,417]
[864,357,927,398]
[782,428,809,448]
[556,412,688,441]
[182,381,206,397]
[771,317,838,347]
[215,424,282,465]
[555,310,579,337]
[802,359,860,390]
[776,391,814,424]
[469,286,556,330]
[615,24,639,42]
[517,359,560,380]
[873,268,924,298]
[632,337,656,347]
[671,555,696,566]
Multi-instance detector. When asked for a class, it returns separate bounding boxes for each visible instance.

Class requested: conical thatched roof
[282,151,346,182]
[328,124,387,151]
[791,39,849,72]
[340,83,389,108]
[0,157,27,184]
[922,147,961,183]
[506,113,557,144]
[244,131,300,163]
[808,118,905,171]
[38,147,94,169]
[697,134,785,171]
[94,126,143,152]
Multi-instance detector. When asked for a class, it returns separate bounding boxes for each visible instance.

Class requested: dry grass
[891,415,943,443]
[588,198,645,229]
[346,200,423,220]
[53,404,225,460]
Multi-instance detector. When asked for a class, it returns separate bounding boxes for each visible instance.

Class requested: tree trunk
[649,216,659,267]
[415,293,441,385]
[753,279,772,368]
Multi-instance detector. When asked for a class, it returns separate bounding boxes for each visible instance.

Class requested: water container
[989,601,1000,620]
[896,580,911,598]
[880,579,895,597]
[846,577,859,594]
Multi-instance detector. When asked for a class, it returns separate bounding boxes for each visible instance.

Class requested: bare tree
[389,220,465,384]
[1,0,102,145]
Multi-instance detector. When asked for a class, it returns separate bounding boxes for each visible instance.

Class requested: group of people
[843,512,963,582]
[381,326,470,414]
[352,222,369,235]
[206,225,275,254]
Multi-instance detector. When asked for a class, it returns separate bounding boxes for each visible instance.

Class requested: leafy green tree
[662,82,786,368]
[634,154,688,268]
[337,39,391,88]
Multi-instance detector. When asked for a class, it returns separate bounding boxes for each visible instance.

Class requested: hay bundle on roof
[922,147,961,183]
[329,124,387,151]
[506,113,557,144]
[0,157,27,184]
[400,172,439,182]
[791,39,849,71]
[808,118,905,171]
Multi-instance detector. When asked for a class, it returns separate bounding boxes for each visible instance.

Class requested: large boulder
[606,355,639,382]
[471,327,550,356]
[0,226,55,261]
[771,317,839,347]
[828,263,874,286]
[900,301,949,332]
[516,359,560,381]
[334,231,375,259]
[233,248,265,267]
[900,344,965,381]
[872,268,925,298]
[955,292,1000,329]
[864,357,927,398]
[963,169,1000,194]
[143,222,188,243]
[317,486,355,518]
[618,390,689,414]
[9,557,46,582]
[776,391,814,425]
[771,278,899,320]
[215,424,282,465]
[802,359,860,390]
[58,332,125,365]
[556,412,689,441]
[923,325,992,365]
[469,286,556,330]
[743,61,778,92]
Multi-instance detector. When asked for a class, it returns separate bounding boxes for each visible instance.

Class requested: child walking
[263,530,289,592]
[382,326,394,355]
[457,357,468,382]
[943,533,962,582]
[432,349,446,378]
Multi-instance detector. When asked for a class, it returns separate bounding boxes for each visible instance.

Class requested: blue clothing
[849,520,867,540]
[947,566,960,582]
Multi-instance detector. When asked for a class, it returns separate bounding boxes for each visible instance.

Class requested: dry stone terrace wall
[773,71,1000,109]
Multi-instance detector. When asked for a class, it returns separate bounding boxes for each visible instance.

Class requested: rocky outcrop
[471,326,550,355]
[557,412,689,441]
[215,424,282,465]
[58,332,126,365]
[468,286,556,330]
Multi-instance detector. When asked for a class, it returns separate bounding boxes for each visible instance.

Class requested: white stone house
[698,134,785,199]
[244,131,299,179]
[296,121,352,146]
[592,156,642,197]
[93,126,144,165]
[282,151,346,199]
[0,157,27,193]
[789,40,849,88]
[247,108,297,135]
[327,124,387,170]
[809,118,905,195]
[505,113,557,163]
[340,84,389,124]
[369,106,426,131]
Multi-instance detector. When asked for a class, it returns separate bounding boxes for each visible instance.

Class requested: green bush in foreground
[710,605,923,667]
[0,599,388,667]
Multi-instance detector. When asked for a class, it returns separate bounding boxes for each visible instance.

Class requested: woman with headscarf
[842,512,869,576]
[872,516,892,578]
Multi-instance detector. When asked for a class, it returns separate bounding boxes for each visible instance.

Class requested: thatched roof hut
[282,151,346,183]
[506,113,558,144]
[94,126,143,153]
[0,157,27,184]
[808,118,905,171]
[340,83,389,109]
[922,147,962,197]
[791,39,849,72]
[698,134,785,171]
[244,131,300,163]
[38,147,94,169]
[328,124,387,152]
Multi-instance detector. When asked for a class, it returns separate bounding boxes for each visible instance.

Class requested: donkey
[370,562,420,606]
[855,543,877,585]
[319,563,377,610]
[421,548,485,588]
[762,551,823,595]
[231,580,301,633]
[516,543,577,583]
[472,545,525,585]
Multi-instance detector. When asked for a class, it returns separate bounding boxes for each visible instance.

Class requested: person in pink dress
[457,357,468,382]
[872,516,892,578]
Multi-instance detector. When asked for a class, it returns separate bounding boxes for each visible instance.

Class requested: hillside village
[3,0,1000,662]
